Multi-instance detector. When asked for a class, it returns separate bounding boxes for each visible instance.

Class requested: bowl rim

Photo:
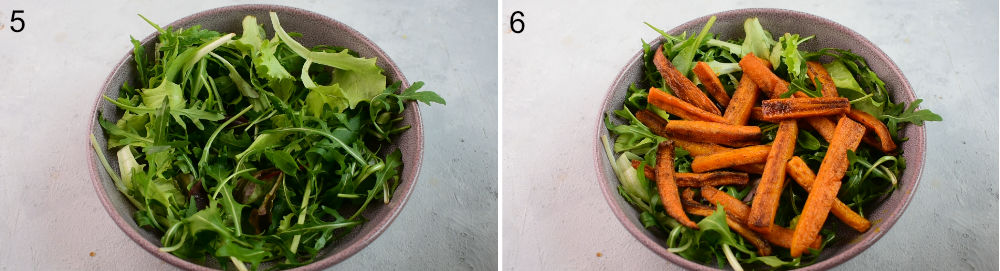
[592,7,926,270]
[86,4,422,270]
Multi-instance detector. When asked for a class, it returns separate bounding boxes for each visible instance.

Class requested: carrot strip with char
[676,172,749,187]
[701,186,820,249]
[807,61,839,98]
[801,117,837,143]
[653,46,722,115]
[787,156,872,232]
[635,109,669,136]
[691,145,771,173]
[655,141,699,229]
[761,97,850,121]
[674,139,732,156]
[747,120,798,233]
[701,186,751,222]
[750,107,770,122]
[733,163,766,174]
[846,109,897,152]
[790,117,866,257]
[683,201,773,256]
[647,87,728,123]
[681,188,700,207]
[723,73,760,125]
[663,120,761,147]
[739,53,788,98]
[693,61,731,107]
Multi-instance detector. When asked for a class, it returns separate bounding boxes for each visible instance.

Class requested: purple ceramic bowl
[87,5,422,270]
[594,8,926,270]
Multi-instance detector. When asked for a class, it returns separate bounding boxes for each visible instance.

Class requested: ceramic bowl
[594,8,925,270]
[88,4,422,270]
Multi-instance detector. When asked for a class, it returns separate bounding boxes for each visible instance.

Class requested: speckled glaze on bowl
[594,8,926,270]
[87,5,422,270]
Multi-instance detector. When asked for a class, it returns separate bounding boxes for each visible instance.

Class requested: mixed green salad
[602,17,939,269]
[91,12,443,270]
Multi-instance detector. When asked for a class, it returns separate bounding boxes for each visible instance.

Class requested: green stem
[199,105,253,171]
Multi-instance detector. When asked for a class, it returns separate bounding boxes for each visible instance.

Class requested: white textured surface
[502,0,998,270]
[0,0,497,270]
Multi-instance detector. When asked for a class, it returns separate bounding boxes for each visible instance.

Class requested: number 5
[10,10,24,32]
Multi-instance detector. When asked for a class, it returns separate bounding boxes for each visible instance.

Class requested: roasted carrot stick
[725,215,773,256]
[746,120,798,233]
[693,61,731,107]
[663,120,761,147]
[801,117,837,143]
[656,141,699,229]
[701,186,820,249]
[676,172,749,187]
[682,201,773,256]
[647,87,728,123]
[691,145,771,173]
[701,186,752,222]
[846,109,897,152]
[807,61,839,98]
[739,53,787,98]
[733,163,766,174]
[701,187,820,249]
[635,109,669,136]
[674,139,732,156]
[654,46,722,115]
[790,117,866,257]
[787,156,872,232]
[760,97,850,121]
[681,188,700,207]
[723,74,760,126]
[750,107,771,122]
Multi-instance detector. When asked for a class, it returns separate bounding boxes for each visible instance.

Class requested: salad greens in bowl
[595,9,939,270]
[88,5,442,270]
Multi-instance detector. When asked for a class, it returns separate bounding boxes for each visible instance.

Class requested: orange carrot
[738,53,788,98]
[635,109,669,136]
[681,188,701,207]
[691,145,771,172]
[663,120,761,147]
[693,61,731,107]
[701,186,820,249]
[787,156,872,232]
[801,117,837,143]
[676,172,749,187]
[723,73,760,125]
[790,117,866,257]
[747,120,798,233]
[750,107,771,122]
[656,141,699,229]
[701,186,751,222]
[846,109,897,152]
[760,97,850,121]
[674,139,733,156]
[647,87,728,123]
[733,163,766,174]
[806,61,839,98]
[681,199,774,256]
[654,46,722,115]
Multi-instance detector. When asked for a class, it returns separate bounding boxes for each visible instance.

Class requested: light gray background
[503,0,998,270]
[0,0,497,270]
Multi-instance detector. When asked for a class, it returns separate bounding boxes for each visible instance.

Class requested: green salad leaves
[604,17,939,269]
[92,13,443,270]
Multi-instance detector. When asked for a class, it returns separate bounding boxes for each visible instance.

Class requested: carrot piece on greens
[760,97,850,121]
[807,61,840,98]
[747,120,798,233]
[663,120,761,147]
[655,140,699,229]
[690,145,771,173]
[653,46,722,115]
[693,61,731,107]
[647,87,727,123]
[786,156,872,232]
[790,116,866,257]
[846,109,898,152]
[634,109,669,136]
[675,172,749,187]
[723,73,760,126]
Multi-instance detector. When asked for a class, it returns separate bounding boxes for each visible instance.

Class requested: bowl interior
[88,4,422,270]
[595,8,925,270]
